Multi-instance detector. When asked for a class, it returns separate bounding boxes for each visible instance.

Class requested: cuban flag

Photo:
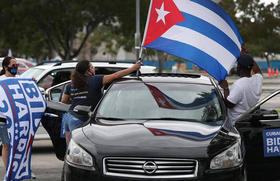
[148,127,217,141]
[0,78,46,181]
[142,0,243,82]
[146,83,216,110]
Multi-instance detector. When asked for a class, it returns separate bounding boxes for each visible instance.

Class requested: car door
[42,83,70,161]
[235,90,280,177]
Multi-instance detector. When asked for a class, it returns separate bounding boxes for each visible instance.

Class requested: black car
[43,73,280,181]
[235,90,280,180]
[43,73,246,181]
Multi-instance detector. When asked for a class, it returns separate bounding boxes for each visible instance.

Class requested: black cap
[237,54,254,69]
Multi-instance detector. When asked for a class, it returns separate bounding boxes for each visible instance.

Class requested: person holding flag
[61,60,141,144]
[0,56,45,180]
[0,56,19,171]
[219,54,263,126]
[139,0,263,128]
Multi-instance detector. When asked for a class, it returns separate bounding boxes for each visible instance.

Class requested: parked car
[0,57,34,74]
[43,73,246,181]
[20,60,157,90]
[235,90,280,180]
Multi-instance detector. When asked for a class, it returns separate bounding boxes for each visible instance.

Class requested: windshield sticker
[263,129,280,157]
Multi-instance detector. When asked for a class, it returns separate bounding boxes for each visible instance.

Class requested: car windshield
[20,67,45,78]
[96,82,223,122]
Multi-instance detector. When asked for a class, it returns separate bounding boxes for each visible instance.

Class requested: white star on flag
[155,2,170,24]
[158,98,167,107]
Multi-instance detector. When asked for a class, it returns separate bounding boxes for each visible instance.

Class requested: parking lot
[0,140,63,181]
[1,74,280,181]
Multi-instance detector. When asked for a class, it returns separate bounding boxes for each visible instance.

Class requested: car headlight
[210,141,243,169]
[66,139,93,167]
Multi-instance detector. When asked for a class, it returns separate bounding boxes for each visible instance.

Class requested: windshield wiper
[143,118,196,121]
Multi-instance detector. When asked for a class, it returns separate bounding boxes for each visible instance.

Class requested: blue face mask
[7,67,18,75]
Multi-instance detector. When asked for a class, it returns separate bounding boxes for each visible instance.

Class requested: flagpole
[136,0,153,78]
[136,45,143,77]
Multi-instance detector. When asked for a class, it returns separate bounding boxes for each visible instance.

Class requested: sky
[259,0,278,5]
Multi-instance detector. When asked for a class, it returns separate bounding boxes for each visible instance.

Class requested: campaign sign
[263,128,280,157]
[0,78,46,181]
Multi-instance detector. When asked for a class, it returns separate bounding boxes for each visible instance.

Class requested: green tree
[220,0,280,66]
[0,0,131,60]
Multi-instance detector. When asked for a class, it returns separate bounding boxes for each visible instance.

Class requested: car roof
[115,73,213,85]
[34,61,156,71]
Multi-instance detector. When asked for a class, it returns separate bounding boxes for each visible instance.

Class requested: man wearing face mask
[61,60,141,143]
[0,56,18,173]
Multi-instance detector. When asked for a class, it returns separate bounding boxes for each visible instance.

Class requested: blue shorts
[0,123,9,145]
[63,113,84,132]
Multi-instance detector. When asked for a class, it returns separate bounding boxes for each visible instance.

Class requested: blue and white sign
[263,128,280,157]
[0,78,46,181]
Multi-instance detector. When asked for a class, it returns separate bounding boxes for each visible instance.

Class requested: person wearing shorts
[61,60,141,144]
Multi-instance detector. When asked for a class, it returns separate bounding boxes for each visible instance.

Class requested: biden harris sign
[263,129,280,157]
[0,78,46,181]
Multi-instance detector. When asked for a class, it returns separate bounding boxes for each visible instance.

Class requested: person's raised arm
[103,61,141,85]
[251,61,262,75]
[219,80,235,108]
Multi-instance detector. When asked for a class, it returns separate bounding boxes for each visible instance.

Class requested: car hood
[81,120,227,158]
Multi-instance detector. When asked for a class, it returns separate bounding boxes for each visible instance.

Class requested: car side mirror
[251,109,279,121]
[73,105,91,116]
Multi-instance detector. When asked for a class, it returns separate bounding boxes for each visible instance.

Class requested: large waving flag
[142,0,243,82]
[0,78,46,181]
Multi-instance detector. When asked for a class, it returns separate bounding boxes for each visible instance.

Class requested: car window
[97,82,223,122]
[21,67,45,78]
[49,83,70,102]
[38,68,73,89]
[18,62,26,68]
[259,94,280,113]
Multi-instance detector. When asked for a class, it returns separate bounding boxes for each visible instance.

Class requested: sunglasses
[9,64,19,68]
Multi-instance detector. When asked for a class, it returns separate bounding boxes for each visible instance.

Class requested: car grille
[103,157,198,179]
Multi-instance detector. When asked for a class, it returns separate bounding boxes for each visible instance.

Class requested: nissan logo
[143,161,157,174]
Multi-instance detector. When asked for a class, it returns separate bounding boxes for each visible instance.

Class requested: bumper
[64,161,245,181]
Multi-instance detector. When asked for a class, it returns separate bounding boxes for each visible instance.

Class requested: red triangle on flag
[143,0,185,46]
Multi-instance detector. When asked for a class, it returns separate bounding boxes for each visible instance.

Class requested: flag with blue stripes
[145,83,216,110]
[0,78,46,181]
[142,0,243,82]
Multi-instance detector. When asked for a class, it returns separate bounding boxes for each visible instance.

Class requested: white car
[21,60,157,90]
